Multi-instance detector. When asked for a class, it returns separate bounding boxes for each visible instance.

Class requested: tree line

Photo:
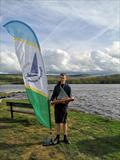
[0,74,120,84]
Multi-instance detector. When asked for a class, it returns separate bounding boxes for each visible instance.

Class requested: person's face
[59,75,66,84]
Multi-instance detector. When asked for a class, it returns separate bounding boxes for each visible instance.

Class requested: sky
[0,0,120,74]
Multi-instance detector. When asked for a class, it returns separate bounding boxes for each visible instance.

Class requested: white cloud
[0,41,120,74]
[109,41,120,58]
[91,41,120,73]
[42,41,120,73]
[0,50,21,73]
[43,49,70,72]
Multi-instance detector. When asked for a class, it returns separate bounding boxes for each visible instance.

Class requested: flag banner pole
[42,99,54,146]
[3,20,52,131]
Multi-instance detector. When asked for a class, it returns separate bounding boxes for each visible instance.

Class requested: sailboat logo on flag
[26,53,43,82]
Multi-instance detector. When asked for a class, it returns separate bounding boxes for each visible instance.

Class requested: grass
[0,99,120,160]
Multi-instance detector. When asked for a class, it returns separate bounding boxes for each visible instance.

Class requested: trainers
[54,135,60,144]
[63,136,70,144]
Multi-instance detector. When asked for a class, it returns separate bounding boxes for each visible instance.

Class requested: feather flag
[3,20,51,128]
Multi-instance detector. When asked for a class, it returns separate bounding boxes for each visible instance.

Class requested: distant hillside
[0,74,23,85]
[0,74,120,84]
[67,74,120,84]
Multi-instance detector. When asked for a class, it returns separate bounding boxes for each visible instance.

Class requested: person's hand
[60,101,66,104]
[50,101,54,105]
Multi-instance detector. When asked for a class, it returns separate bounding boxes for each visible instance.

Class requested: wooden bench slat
[7,102,32,108]
[7,108,34,115]
[6,102,34,118]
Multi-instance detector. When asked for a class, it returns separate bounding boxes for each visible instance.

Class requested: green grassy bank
[0,99,120,160]
[0,74,120,84]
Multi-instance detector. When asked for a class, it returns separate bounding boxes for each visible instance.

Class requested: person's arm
[50,86,57,102]
[67,85,71,97]
[63,85,72,105]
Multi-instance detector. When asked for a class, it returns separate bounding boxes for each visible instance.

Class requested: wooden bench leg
[10,103,13,119]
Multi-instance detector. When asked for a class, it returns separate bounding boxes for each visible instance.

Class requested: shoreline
[0,90,120,121]
[0,91,27,100]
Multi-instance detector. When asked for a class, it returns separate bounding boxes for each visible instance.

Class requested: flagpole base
[42,137,54,146]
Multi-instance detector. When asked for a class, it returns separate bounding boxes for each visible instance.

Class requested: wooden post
[10,103,13,119]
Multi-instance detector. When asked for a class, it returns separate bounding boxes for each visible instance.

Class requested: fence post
[10,103,13,119]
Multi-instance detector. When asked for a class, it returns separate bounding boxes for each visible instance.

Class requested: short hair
[60,73,66,76]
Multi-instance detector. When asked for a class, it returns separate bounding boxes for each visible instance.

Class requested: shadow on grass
[0,142,42,151]
[0,117,34,126]
[0,125,15,129]
[77,135,120,157]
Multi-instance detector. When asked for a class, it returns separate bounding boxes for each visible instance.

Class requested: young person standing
[51,73,72,144]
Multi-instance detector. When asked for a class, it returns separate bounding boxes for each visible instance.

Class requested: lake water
[0,84,25,93]
[0,84,120,120]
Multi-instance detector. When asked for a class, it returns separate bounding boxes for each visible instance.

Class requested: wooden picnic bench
[6,102,34,119]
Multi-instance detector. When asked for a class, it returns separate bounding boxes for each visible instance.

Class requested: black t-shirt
[51,82,71,107]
